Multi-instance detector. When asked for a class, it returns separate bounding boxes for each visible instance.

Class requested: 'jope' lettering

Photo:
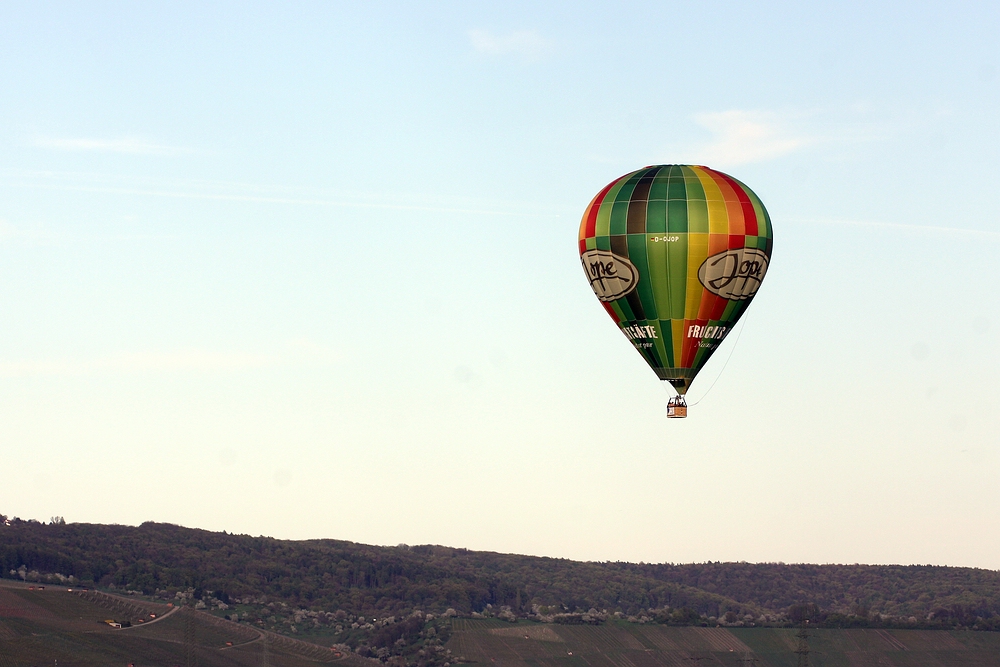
[580,249,639,302]
[697,248,770,300]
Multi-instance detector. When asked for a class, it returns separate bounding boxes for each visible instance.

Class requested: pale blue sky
[2,1,999,568]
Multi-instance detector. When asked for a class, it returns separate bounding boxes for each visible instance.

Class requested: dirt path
[218,626,264,649]
[117,601,181,629]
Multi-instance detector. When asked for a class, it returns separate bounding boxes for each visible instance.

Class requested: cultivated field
[7,581,1000,667]
[0,581,370,667]
[444,618,1000,667]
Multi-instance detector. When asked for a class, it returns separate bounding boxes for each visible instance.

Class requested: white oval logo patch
[581,249,638,302]
[697,248,769,301]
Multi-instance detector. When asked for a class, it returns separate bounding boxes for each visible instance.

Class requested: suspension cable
[686,309,751,407]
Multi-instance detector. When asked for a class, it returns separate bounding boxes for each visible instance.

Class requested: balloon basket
[666,396,687,419]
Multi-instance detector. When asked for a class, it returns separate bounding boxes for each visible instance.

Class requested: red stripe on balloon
[601,301,620,323]
[698,293,722,321]
[680,319,706,367]
[715,171,759,236]
[583,180,618,239]
[709,295,728,321]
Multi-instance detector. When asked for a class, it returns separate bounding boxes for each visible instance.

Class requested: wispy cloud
[690,110,808,166]
[0,219,15,242]
[468,29,551,61]
[0,350,272,377]
[283,337,342,364]
[5,170,557,218]
[33,136,194,156]
[0,218,64,245]
[800,217,1000,240]
[0,340,341,377]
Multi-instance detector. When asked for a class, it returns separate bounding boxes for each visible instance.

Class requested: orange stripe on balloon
[716,172,760,237]
[708,233,729,255]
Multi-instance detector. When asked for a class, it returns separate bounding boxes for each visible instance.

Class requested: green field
[0,582,370,667]
[444,618,1000,667]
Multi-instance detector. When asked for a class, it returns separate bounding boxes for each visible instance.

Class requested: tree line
[3,515,1000,633]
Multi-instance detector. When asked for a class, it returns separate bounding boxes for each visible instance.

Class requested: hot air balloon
[578,165,772,417]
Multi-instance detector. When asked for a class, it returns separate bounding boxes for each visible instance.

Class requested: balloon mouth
[666,378,691,395]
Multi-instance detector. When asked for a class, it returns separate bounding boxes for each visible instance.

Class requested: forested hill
[3,516,1000,630]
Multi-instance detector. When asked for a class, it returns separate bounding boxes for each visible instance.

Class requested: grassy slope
[0,581,365,667]
[444,618,1000,667]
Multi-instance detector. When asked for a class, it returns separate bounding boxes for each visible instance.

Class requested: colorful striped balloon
[578,165,773,395]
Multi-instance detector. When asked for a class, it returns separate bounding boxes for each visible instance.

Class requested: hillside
[3,514,1000,663]
[0,579,369,666]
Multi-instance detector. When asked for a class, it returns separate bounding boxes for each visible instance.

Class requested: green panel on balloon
[609,202,629,235]
[646,201,667,233]
[646,236,671,319]
[657,319,675,367]
[687,199,709,233]
[649,178,668,201]
[627,234,657,319]
[667,200,688,233]
[667,236,688,319]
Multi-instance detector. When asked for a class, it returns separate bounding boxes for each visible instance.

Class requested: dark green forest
[3,515,1000,636]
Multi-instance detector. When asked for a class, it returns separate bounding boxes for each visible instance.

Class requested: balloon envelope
[578,165,773,394]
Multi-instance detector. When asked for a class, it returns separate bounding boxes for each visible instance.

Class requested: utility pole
[260,631,270,667]
[794,625,810,667]
[184,605,196,667]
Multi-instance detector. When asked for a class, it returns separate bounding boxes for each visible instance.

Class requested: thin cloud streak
[468,29,551,61]
[0,350,273,377]
[799,217,1000,240]
[33,136,195,156]
[691,110,808,166]
[0,340,342,378]
[9,180,555,218]
[0,218,64,245]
